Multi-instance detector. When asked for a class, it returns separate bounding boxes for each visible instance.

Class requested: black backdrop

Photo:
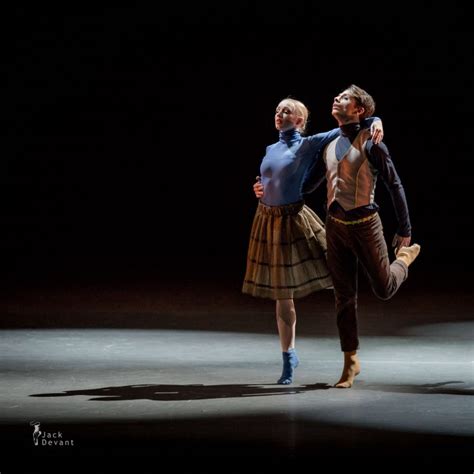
[4,5,473,287]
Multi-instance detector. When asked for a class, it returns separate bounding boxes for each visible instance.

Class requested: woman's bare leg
[276,299,299,384]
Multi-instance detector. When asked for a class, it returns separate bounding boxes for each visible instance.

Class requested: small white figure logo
[30,421,41,446]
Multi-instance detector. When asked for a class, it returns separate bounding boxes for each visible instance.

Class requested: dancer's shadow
[30,383,331,402]
[362,380,474,395]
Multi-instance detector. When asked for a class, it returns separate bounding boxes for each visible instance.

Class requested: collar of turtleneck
[339,122,362,139]
[279,128,301,145]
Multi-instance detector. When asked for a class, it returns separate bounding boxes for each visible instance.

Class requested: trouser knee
[373,287,392,300]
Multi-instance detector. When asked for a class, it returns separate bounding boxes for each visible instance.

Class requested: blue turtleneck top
[259,119,378,206]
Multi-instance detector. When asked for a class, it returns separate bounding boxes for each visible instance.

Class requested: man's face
[332,90,362,122]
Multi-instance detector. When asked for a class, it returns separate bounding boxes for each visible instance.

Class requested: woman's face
[275,101,302,132]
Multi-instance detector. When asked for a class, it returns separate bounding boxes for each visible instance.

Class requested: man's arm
[366,140,412,249]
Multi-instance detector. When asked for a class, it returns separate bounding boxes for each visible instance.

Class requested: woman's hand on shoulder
[370,120,384,145]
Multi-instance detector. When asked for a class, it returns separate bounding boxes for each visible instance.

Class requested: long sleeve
[305,127,340,149]
[361,116,381,129]
[366,141,412,237]
[299,128,340,196]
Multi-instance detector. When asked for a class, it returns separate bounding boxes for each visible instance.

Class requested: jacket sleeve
[366,141,412,237]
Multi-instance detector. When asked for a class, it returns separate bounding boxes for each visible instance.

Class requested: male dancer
[310,84,420,388]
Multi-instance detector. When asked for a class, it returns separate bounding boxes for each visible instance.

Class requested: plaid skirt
[242,200,333,300]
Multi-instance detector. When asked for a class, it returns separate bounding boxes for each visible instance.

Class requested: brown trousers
[326,213,408,352]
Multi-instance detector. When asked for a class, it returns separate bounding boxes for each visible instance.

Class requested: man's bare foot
[335,351,361,389]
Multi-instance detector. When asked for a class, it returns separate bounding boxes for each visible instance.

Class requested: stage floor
[1,277,473,472]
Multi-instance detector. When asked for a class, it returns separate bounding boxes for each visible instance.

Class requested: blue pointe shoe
[277,348,299,385]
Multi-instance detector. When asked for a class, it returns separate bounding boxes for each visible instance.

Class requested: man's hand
[253,176,264,199]
[370,120,384,145]
[392,234,411,254]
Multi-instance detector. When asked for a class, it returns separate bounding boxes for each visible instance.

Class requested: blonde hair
[277,98,309,134]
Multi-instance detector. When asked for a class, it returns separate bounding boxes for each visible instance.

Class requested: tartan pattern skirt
[242,200,333,300]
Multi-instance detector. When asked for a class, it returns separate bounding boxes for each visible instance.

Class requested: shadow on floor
[30,382,332,401]
[359,380,474,396]
[29,380,474,402]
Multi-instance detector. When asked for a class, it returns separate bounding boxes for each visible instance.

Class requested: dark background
[4,4,473,289]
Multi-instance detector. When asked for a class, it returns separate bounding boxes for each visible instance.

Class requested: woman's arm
[362,116,383,144]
